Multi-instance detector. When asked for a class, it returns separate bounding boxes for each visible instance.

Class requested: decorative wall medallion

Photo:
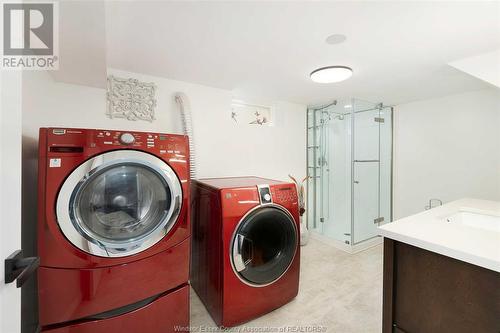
[231,100,273,126]
[106,75,157,122]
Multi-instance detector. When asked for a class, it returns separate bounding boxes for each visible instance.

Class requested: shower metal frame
[306,100,338,232]
[306,100,394,246]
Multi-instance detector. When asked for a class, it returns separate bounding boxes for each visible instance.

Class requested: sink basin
[443,210,500,233]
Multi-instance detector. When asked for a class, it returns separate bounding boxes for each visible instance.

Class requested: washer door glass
[71,163,171,243]
[56,150,183,257]
[231,206,297,286]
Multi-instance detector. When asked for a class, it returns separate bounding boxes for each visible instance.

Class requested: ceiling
[60,1,500,105]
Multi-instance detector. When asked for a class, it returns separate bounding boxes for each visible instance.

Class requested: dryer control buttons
[274,187,296,203]
[258,185,272,204]
[119,133,135,145]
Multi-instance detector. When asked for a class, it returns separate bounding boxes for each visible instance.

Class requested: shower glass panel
[306,99,392,247]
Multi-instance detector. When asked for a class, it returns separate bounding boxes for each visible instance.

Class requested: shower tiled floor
[190,237,384,333]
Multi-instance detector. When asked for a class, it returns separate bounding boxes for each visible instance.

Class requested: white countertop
[379,198,500,273]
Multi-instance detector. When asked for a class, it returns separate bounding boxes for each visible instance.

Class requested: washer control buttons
[119,133,135,145]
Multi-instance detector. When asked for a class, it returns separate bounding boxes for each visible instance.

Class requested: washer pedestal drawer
[42,284,189,333]
[38,238,190,326]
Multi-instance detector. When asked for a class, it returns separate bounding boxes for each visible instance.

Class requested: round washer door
[56,150,183,257]
[231,205,298,286]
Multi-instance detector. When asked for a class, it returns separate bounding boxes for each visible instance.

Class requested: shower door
[313,106,352,243]
[352,106,392,244]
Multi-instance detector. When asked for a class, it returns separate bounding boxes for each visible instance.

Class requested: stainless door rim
[229,203,298,288]
[56,150,183,257]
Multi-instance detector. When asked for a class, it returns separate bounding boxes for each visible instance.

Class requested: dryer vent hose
[175,92,197,179]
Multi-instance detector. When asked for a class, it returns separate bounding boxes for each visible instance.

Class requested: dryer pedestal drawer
[42,284,189,333]
[38,238,190,326]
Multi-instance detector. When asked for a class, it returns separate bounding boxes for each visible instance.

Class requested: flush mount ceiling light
[325,34,346,45]
[310,66,353,83]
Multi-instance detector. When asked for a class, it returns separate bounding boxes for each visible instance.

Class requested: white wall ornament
[230,100,274,126]
[106,75,157,122]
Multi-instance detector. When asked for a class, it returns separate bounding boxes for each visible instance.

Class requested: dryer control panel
[270,184,298,205]
[257,185,272,204]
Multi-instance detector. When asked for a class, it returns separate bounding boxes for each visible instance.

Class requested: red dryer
[37,128,191,332]
[191,177,300,327]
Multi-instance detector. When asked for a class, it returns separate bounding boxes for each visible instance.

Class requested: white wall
[449,50,500,89]
[22,69,307,181]
[0,71,22,333]
[393,89,500,219]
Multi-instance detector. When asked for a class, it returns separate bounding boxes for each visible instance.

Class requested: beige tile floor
[190,237,383,333]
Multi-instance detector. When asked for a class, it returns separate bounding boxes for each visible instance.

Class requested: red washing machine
[191,177,300,327]
[37,128,190,332]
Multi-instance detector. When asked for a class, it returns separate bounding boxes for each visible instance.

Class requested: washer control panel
[91,130,184,154]
[45,128,188,159]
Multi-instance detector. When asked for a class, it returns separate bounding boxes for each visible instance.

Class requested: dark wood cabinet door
[383,239,500,333]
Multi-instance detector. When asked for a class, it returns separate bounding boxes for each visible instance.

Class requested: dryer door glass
[231,206,297,285]
[72,163,171,243]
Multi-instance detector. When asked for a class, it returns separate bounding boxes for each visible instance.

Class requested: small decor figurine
[231,100,273,126]
[106,75,157,122]
[289,174,309,246]
[249,111,268,125]
[231,111,238,123]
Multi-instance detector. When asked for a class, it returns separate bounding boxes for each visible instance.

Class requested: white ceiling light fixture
[310,66,353,83]
[325,34,346,45]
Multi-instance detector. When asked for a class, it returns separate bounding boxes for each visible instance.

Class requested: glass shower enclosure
[306,99,393,249]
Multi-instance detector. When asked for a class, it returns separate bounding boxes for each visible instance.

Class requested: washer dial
[119,133,135,145]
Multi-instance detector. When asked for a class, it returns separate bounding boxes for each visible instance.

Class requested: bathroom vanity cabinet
[378,199,500,333]
[382,239,500,333]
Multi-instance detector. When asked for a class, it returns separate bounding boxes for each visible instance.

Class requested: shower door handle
[353,181,359,184]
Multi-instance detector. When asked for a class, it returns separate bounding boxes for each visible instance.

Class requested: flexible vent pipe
[175,92,197,179]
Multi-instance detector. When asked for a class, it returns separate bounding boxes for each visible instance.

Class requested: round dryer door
[231,205,298,286]
[56,150,183,257]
